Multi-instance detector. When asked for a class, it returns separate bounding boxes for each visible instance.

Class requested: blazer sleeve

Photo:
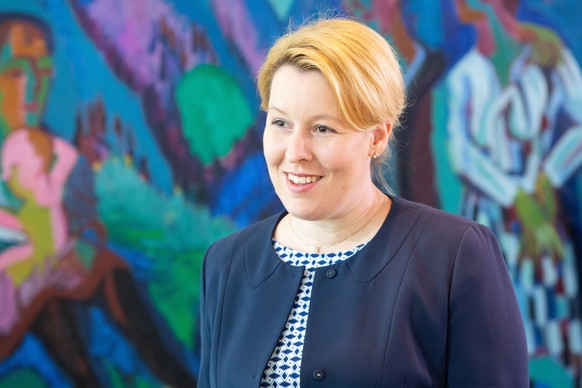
[198,244,212,388]
[197,231,241,388]
[447,224,529,387]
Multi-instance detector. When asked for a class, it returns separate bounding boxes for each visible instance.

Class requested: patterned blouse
[260,240,367,387]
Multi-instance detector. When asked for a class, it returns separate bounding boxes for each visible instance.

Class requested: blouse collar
[242,196,424,287]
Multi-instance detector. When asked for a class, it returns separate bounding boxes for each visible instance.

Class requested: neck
[286,190,390,253]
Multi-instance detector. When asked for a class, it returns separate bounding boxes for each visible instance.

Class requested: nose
[286,129,313,163]
[23,60,51,126]
[27,63,43,103]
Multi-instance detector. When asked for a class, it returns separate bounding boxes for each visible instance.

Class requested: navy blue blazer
[199,196,528,387]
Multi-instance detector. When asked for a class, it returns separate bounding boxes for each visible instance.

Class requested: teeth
[288,173,320,185]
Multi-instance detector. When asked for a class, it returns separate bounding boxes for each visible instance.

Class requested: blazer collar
[243,196,424,286]
[347,196,424,282]
[243,212,290,288]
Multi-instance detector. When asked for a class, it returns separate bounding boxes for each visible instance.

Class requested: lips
[287,172,321,185]
[25,102,39,113]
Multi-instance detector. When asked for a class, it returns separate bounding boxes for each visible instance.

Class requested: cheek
[262,132,283,166]
[37,76,51,103]
[322,144,366,172]
[323,149,372,188]
[0,79,26,113]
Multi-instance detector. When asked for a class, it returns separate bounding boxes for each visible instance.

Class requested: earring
[373,150,383,159]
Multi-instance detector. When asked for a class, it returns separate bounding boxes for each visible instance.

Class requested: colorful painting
[0,0,580,387]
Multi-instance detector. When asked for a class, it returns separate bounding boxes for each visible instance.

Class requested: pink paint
[212,0,265,75]
[372,0,399,35]
[0,209,21,231]
[86,0,193,86]
[19,264,84,307]
[0,245,34,272]
[486,0,522,39]
[0,129,78,283]
[0,273,18,334]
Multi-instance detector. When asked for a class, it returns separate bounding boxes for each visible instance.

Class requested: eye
[40,68,54,77]
[314,125,334,134]
[3,67,25,78]
[271,119,287,128]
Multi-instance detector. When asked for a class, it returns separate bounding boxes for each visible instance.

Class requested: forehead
[271,65,334,101]
[268,65,350,126]
[269,65,336,105]
[0,21,50,59]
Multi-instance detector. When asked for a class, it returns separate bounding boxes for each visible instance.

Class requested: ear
[369,122,391,157]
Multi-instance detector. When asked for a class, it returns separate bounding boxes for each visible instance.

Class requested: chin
[284,205,327,221]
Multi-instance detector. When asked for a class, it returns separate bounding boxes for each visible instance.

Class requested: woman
[199,17,528,387]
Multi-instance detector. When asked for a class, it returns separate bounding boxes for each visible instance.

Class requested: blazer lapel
[348,196,424,282]
[218,212,304,385]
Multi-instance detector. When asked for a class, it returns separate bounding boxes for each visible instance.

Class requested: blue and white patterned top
[260,240,367,387]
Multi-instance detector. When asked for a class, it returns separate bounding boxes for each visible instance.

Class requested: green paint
[0,55,53,129]
[176,64,253,165]
[75,239,96,269]
[5,172,54,285]
[463,0,522,85]
[488,21,522,86]
[0,94,10,139]
[104,361,159,388]
[27,55,53,127]
[149,249,206,348]
[529,356,574,387]
[95,157,235,347]
[265,0,294,21]
[0,369,47,387]
[431,82,463,214]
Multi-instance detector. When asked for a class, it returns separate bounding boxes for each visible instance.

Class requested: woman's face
[0,21,53,134]
[263,65,378,221]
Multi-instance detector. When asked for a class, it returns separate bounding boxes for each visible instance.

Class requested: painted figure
[446,0,582,381]
[0,14,197,387]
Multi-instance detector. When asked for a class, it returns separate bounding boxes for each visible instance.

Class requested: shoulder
[207,212,282,251]
[391,196,498,251]
[203,212,284,271]
[392,196,478,230]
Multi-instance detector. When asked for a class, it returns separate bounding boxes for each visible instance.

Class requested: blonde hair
[257,17,405,192]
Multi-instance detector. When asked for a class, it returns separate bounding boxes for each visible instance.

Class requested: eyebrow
[266,106,287,115]
[267,106,343,124]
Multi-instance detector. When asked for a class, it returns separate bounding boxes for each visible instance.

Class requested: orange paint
[0,20,53,135]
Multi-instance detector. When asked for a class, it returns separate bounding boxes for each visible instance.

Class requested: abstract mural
[0,0,580,387]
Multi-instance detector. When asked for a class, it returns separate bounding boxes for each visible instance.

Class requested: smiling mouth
[287,173,321,185]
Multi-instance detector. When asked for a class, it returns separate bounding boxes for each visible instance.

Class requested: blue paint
[0,334,72,387]
[42,1,174,194]
[87,307,158,381]
[402,0,444,51]
[213,152,278,227]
